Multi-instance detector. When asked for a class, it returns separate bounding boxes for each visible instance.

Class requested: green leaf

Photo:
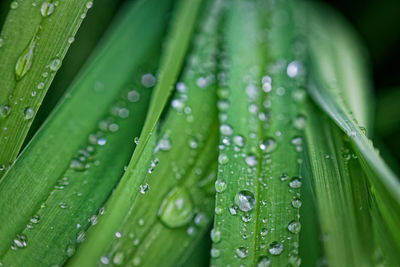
[0,0,171,265]
[303,2,400,264]
[211,0,303,265]
[68,0,204,265]
[0,0,93,174]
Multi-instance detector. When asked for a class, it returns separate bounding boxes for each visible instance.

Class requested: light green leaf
[0,0,93,173]
[211,0,303,265]
[0,0,171,265]
[68,0,204,265]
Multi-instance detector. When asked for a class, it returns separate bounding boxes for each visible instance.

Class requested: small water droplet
[0,105,11,118]
[49,58,62,71]
[113,252,124,265]
[215,206,223,215]
[291,198,302,208]
[23,107,34,120]
[235,190,256,212]
[236,246,248,258]
[220,124,233,136]
[210,248,220,258]
[287,61,302,78]
[100,256,110,264]
[10,1,18,9]
[86,1,93,9]
[233,135,245,147]
[289,177,302,189]
[41,2,55,17]
[218,154,229,165]
[268,242,283,255]
[294,115,306,130]
[127,90,140,102]
[260,138,277,153]
[13,234,27,249]
[288,221,301,234]
[215,179,227,193]
[257,256,271,267]
[139,183,150,194]
[211,228,221,243]
[141,73,156,88]
[158,186,193,228]
[245,154,258,167]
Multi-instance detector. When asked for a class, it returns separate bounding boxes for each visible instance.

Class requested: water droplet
[194,213,208,226]
[294,115,306,130]
[10,1,18,9]
[280,173,289,181]
[23,107,34,120]
[215,179,227,193]
[289,177,302,189]
[236,246,248,258]
[176,82,187,93]
[260,138,277,153]
[113,252,124,265]
[291,198,302,208]
[211,229,221,243]
[158,186,193,228]
[13,234,27,249]
[127,90,140,102]
[0,105,11,118]
[257,256,271,267]
[260,228,268,236]
[245,154,258,167]
[49,58,62,71]
[15,33,38,80]
[210,248,220,258]
[139,183,150,194]
[287,61,302,78]
[268,242,283,255]
[288,221,301,234]
[100,256,110,264]
[229,205,238,215]
[233,135,245,147]
[132,256,141,266]
[155,137,171,152]
[115,232,122,238]
[86,1,93,9]
[141,73,156,88]
[220,124,233,135]
[41,2,55,17]
[235,190,256,212]
[0,37,4,48]
[218,154,229,165]
[70,159,86,172]
[68,37,75,44]
[215,206,223,215]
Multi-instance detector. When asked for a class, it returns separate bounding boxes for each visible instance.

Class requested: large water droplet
[218,154,229,165]
[235,190,255,212]
[158,186,193,228]
[287,61,302,78]
[15,33,37,80]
